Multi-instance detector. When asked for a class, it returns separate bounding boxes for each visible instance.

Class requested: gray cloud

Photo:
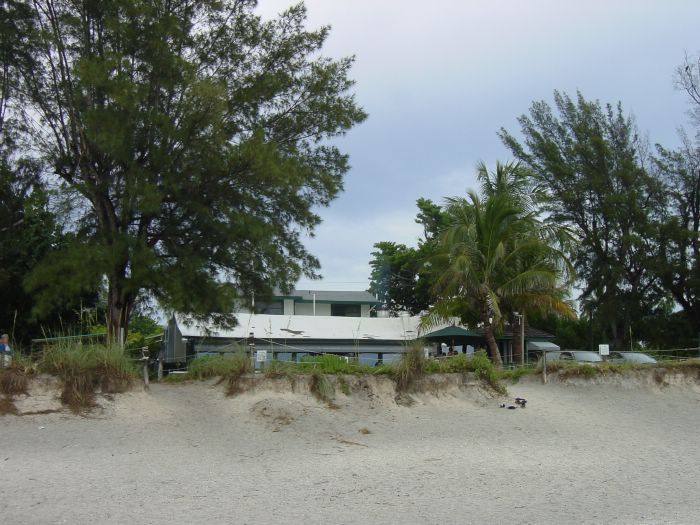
[259,0,700,290]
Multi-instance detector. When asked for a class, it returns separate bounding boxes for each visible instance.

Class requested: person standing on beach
[0,334,11,366]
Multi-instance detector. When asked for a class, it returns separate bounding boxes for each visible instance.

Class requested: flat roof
[178,313,420,341]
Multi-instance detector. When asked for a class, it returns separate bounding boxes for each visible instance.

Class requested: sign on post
[598,344,610,356]
[256,350,268,362]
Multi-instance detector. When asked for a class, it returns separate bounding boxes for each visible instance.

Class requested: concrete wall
[283,299,295,316]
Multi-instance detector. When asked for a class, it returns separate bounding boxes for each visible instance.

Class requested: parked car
[540,350,603,364]
[607,351,657,364]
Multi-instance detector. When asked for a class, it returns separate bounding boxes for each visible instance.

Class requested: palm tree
[422,190,574,367]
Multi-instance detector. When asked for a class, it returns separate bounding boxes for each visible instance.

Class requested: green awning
[423,326,480,338]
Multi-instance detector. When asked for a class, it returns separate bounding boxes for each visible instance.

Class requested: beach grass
[185,354,253,395]
[39,343,137,412]
[309,372,335,405]
[0,354,36,396]
[393,343,425,392]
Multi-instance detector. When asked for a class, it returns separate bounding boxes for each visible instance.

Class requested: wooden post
[142,347,150,389]
[542,351,547,384]
[157,349,164,382]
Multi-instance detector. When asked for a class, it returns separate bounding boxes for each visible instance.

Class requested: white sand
[1,374,700,524]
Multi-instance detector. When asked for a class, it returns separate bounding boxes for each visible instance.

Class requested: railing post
[542,351,547,384]
[141,347,150,389]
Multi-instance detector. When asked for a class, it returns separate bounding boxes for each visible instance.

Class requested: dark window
[255,301,284,315]
[330,303,361,317]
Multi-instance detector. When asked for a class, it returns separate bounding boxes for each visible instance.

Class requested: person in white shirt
[0,334,11,366]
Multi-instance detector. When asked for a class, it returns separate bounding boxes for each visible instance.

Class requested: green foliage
[0,169,97,345]
[422,351,507,394]
[39,343,137,411]
[498,366,537,384]
[299,354,358,374]
[368,199,445,314]
[500,91,665,350]
[422,173,574,367]
[186,354,252,396]
[13,1,366,340]
[653,133,700,336]
[186,354,251,380]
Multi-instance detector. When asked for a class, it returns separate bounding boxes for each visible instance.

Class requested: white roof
[177,313,423,342]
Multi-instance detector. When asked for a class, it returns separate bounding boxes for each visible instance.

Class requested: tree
[500,91,665,349]
[368,198,446,315]
[14,1,366,342]
[423,190,574,367]
[651,55,700,337]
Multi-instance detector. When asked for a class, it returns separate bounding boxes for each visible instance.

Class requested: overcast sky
[257,0,700,291]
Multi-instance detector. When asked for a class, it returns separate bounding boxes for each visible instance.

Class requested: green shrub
[498,366,536,384]
[263,360,294,379]
[39,343,137,411]
[470,351,507,395]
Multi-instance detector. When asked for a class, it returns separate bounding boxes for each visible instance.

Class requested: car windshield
[571,351,603,362]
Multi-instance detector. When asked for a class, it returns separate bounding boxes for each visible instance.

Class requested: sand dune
[1,373,700,524]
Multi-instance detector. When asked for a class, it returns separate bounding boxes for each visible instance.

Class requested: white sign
[598,344,610,356]
[256,350,268,362]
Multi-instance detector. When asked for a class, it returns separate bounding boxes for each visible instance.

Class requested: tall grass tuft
[39,343,137,412]
[393,343,425,392]
[186,354,252,396]
[309,372,335,404]
[0,355,36,396]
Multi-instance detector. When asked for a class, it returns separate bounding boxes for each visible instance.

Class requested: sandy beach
[1,373,700,524]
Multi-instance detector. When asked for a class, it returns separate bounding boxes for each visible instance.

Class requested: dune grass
[182,348,509,396]
[39,343,137,412]
[185,354,252,395]
[0,355,36,396]
[309,372,335,405]
[393,344,425,392]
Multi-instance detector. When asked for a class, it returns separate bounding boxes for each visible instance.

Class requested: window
[330,303,361,317]
[255,301,284,315]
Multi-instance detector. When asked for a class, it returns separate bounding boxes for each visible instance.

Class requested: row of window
[254,301,362,317]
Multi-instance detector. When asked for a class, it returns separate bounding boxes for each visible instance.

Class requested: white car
[607,351,657,364]
[541,350,603,364]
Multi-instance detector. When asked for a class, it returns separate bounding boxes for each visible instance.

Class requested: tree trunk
[106,273,133,349]
[483,316,503,368]
[512,313,523,366]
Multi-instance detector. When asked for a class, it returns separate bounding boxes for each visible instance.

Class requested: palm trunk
[512,315,522,367]
[483,316,503,368]
[512,313,526,366]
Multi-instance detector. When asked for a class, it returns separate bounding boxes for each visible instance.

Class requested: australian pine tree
[13,1,366,342]
[500,91,666,350]
[652,55,700,342]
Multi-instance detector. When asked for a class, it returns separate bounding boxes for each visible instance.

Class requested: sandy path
[1,378,700,524]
